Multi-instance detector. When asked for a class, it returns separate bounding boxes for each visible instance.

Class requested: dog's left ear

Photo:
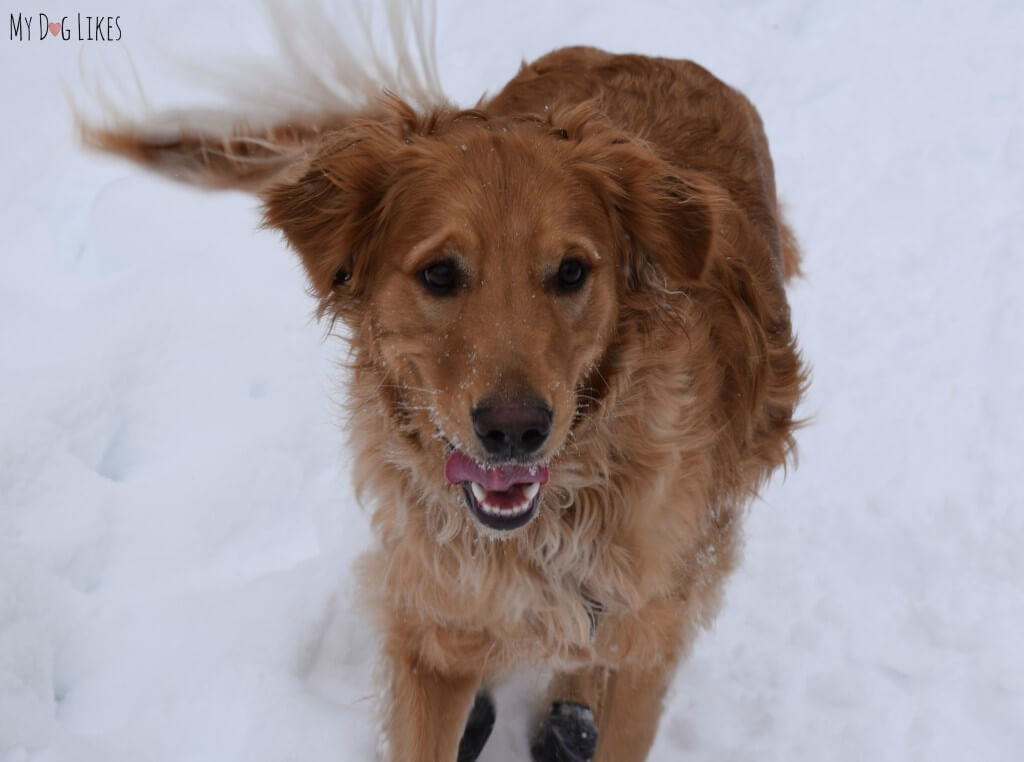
[580,140,716,289]
[614,159,716,288]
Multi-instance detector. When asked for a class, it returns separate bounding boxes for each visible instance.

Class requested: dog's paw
[457,691,496,762]
[530,701,599,762]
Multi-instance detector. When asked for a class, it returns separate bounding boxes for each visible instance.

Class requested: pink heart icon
[48,21,61,37]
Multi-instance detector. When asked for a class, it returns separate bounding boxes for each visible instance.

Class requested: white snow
[2,1,1022,760]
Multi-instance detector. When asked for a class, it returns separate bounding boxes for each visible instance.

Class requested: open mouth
[444,450,549,531]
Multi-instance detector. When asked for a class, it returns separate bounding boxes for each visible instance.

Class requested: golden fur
[84,41,805,762]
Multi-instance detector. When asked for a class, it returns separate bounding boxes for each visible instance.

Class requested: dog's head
[85,101,716,534]
[259,104,715,532]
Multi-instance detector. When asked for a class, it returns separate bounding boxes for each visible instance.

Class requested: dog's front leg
[379,636,481,762]
[590,660,676,762]
[533,661,677,762]
[534,599,689,762]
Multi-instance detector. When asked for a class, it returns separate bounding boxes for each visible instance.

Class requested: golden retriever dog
[83,12,805,761]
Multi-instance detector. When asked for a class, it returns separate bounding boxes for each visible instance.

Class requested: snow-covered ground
[2,1,1022,760]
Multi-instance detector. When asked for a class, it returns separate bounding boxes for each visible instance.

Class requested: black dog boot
[457,691,496,762]
[530,701,599,762]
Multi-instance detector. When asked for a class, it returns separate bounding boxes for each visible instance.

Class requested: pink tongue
[444,450,549,491]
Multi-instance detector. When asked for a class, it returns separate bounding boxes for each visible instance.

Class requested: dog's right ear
[80,118,335,193]
[259,122,403,312]
[83,110,408,316]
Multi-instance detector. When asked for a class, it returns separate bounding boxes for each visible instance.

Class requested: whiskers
[380,382,441,397]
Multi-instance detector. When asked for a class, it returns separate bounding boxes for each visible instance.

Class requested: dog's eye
[556,258,589,292]
[420,260,459,295]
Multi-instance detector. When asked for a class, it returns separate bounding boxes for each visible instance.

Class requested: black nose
[471,399,552,459]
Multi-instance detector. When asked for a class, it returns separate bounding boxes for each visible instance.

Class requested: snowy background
[2,1,1022,760]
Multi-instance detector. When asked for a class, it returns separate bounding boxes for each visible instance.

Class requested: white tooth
[472,483,541,519]
[471,482,486,503]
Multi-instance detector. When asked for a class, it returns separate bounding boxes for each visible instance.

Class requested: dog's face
[369,130,622,529]
[263,110,712,532]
